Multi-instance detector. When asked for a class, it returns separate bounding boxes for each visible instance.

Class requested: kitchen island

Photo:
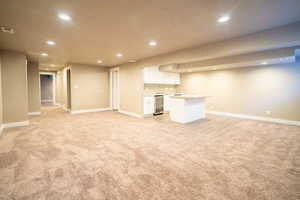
[169,95,209,123]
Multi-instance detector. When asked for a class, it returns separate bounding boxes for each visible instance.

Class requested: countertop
[144,93,181,97]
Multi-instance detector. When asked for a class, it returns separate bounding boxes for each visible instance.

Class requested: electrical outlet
[266,110,271,115]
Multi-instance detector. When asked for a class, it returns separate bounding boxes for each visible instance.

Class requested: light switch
[74,85,79,89]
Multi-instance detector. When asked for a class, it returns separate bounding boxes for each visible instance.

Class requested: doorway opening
[66,69,71,110]
[110,67,120,111]
[40,72,56,105]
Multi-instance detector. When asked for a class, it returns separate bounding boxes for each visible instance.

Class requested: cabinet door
[161,72,170,84]
[175,73,180,84]
[143,68,149,83]
[144,67,155,84]
[144,66,159,84]
[147,67,154,83]
[154,66,162,84]
[162,71,177,84]
[163,95,170,111]
[168,73,176,84]
[167,72,175,84]
[144,97,155,114]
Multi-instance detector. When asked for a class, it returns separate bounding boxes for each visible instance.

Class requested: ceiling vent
[0,26,15,34]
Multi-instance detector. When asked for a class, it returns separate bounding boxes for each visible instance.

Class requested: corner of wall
[1,50,29,124]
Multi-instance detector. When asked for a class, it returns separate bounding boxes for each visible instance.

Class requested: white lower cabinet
[144,96,155,114]
[163,95,171,112]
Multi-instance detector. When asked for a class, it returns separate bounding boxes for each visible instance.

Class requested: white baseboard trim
[71,108,112,114]
[3,121,30,129]
[119,110,144,118]
[206,110,300,126]
[61,105,70,112]
[143,113,154,118]
[28,112,41,116]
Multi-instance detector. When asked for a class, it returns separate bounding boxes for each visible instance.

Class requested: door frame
[39,72,56,104]
[61,66,71,111]
[109,67,120,110]
[66,68,71,110]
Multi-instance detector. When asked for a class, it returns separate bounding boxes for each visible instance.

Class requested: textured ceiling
[1,0,300,69]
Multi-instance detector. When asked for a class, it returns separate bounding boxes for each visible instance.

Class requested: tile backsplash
[144,84,177,95]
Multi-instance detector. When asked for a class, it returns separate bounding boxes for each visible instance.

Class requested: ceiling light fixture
[261,62,268,65]
[0,26,15,34]
[41,53,48,56]
[46,40,56,45]
[149,41,157,46]
[128,60,137,63]
[218,15,230,23]
[58,13,72,21]
[50,64,55,67]
[97,60,103,63]
[116,53,123,57]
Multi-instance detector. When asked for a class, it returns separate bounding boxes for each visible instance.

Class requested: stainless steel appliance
[154,95,164,115]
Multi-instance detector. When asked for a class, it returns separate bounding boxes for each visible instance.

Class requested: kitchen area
[143,66,208,123]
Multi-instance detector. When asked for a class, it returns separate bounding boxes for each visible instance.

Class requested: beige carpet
[0,106,300,200]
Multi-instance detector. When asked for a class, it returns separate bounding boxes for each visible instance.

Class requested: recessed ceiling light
[116,53,123,57]
[46,40,56,45]
[128,60,136,63]
[0,26,15,34]
[41,53,48,56]
[218,15,230,23]
[97,60,103,63]
[58,13,72,21]
[149,41,157,46]
[261,62,268,65]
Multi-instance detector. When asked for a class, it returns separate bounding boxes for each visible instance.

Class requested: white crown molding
[28,112,41,116]
[71,108,112,114]
[3,121,30,129]
[119,110,144,118]
[207,110,300,126]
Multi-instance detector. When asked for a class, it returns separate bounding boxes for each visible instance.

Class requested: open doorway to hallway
[40,72,56,105]
[66,69,71,110]
[55,68,71,112]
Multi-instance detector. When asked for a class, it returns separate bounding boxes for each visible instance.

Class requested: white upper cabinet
[143,67,151,83]
[144,66,180,85]
[168,72,180,84]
